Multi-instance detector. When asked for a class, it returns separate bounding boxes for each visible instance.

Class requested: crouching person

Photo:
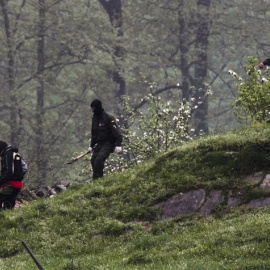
[0,140,26,210]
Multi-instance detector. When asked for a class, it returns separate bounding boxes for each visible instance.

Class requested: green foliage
[1,127,270,269]
[91,218,133,236]
[125,250,153,265]
[230,56,270,123]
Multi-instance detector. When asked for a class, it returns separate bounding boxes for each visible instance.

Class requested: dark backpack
[13,152,28,179]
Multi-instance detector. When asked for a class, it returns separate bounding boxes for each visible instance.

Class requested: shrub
[229,56,270,123]
[106,81,212,175]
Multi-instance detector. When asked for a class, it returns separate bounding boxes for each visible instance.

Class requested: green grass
[2,126,270,269]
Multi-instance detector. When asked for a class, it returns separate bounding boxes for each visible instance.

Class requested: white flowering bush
[229,56,270,123]
[105,81,212,175]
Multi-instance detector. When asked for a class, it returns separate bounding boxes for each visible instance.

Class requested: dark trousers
[91,144,114,179]
[0,187,21,210]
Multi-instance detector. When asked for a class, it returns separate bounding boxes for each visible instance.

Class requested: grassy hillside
[1,126,270,269]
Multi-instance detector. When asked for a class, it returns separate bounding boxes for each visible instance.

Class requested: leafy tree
[229,57,270,123]
[207,0,270,132]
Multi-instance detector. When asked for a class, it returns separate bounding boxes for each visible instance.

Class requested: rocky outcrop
[199,190,224,215]
[15,173,270,217]
[159,172,270,220]
[161,190,205,220]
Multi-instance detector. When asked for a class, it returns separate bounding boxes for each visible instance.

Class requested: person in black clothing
[0,140,25,210]
[259,59,270,69]
[88,99,123,180]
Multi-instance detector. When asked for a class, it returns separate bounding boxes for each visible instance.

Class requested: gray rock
[244,172,263,185]
[260,174,270,189]
[247,197,270,208]
[199,190,224,215]
[228,197,241,207]
[161,189,205,220]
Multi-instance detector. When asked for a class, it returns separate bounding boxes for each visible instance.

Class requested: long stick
[66,150,91,164]
[22,241,45,270]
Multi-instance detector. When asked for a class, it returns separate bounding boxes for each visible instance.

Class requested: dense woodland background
[0,0,269,186]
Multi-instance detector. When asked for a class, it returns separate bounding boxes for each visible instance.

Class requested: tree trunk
[0,0,19,145]
[193,0,212,135]
[98,0,127,125]
[36,0,47,184]
[178,9,191,101]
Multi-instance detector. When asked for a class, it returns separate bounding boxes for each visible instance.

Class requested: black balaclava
[90,99,103,115]
[0,140,8,156]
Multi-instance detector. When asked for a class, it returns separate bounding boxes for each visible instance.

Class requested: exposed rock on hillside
[159,172,270,220]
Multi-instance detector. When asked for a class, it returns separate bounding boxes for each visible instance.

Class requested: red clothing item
[5,180,23,189]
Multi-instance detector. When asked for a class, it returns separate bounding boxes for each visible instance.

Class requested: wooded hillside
[1,0,269,186]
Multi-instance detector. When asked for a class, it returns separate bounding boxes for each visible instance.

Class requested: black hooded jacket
[90,110,122,148]
[0,146,24,183]
[263,59,270,66]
